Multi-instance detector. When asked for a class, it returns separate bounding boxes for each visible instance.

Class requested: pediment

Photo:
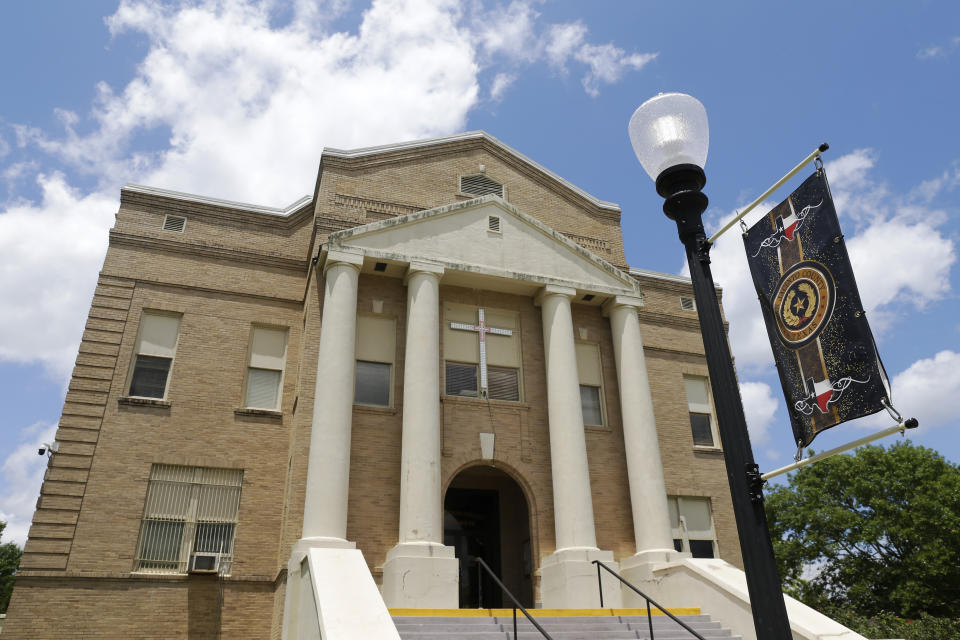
[327,196,637,295]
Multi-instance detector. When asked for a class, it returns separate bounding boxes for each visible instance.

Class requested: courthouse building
[5,131,748,638]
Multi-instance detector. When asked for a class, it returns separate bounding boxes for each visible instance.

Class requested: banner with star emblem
[743,169,890,448]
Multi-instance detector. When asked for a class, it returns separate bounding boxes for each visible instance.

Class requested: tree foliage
[765,440,960,618]
[1,520,23,614]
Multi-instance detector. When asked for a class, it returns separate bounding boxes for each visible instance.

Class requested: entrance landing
[390,608,702,617]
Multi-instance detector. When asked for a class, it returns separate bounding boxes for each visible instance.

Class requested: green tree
[765,441,960,618]
[0,521,23,614]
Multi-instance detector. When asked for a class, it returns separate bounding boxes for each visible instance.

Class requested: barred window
[134,465,243,574]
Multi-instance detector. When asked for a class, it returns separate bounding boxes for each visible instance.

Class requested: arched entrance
[443,465,534,608]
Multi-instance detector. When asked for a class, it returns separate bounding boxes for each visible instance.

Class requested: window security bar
[474,557,554,640]
[593,560,707,640]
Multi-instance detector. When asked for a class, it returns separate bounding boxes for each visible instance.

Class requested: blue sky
[1,0,958,546]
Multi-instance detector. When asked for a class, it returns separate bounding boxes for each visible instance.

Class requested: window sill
[441,395,529,410]
[234,407,283,419]
[693,446,724,455]
[585,424,609,432]
[353,404,397,415]
[119,396,171,409]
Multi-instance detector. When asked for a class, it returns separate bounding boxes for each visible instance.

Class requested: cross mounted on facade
[449,308,513,398]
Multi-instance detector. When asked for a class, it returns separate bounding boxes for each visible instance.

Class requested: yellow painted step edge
[389,608,701,617]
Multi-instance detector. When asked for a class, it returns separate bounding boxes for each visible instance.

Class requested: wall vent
[460,174,504,198]
[680,296,696,311]
[488,215,501,233]
[162,215,187,233]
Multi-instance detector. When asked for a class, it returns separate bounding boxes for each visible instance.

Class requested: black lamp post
[628,93,793,639]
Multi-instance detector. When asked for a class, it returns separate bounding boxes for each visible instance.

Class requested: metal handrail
[592,560,707,640]
[474,557,554,640]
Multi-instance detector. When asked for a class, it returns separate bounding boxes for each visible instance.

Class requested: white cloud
[542,20,656,96]
[917,45,944,59]
[863,350,960,431]
[740,381,779,447]
[0,174,116,379]
[847,219,954,330]
[545,21,587,67]
[490,72,516,101]
[472,0,541,63]
[916,35,960,59]
[0,421,57,546]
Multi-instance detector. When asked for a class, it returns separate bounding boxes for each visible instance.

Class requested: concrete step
[392,613,742,640]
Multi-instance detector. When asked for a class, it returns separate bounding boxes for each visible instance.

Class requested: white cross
[450,308,513,397]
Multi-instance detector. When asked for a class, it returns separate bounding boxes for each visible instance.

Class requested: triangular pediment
[327,196,637,295]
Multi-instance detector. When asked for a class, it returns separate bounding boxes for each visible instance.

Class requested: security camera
[38,442,60,457]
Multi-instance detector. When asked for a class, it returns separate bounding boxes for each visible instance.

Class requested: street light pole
[630,94,793,639]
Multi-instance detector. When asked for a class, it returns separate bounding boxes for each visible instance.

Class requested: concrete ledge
[639,558,867,640]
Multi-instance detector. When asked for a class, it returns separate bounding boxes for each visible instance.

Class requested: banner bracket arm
[761,417,918,481]
[708,142,829,246]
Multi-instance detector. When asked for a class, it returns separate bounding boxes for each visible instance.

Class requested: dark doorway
[443,466,533,608]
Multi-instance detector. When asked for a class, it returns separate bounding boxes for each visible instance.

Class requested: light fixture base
[655,164,708,221]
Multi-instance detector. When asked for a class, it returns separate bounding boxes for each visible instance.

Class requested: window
[244,326,288,410]
[443,305,521,401]
[684,375,718,447]
[445,362,478,397]
[128,311,182,399]
[134,465,243,574]
[576,342,604,426]
[668,496,718,559]
[355,315,396,407]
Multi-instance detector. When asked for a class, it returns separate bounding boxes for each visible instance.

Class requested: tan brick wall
[6,134,743,638]
[3,575,275,640]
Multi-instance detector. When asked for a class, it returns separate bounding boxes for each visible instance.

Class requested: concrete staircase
[391,610,742,640]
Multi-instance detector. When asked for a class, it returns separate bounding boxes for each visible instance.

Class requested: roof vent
[374,262,388,272]
[460,174,504,198]
[680,296,696,311]
[488,215,501,233]
[162,215,186,233]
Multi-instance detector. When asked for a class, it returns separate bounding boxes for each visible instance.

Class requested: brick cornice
[109,230,308,271]
[120,185,314,230]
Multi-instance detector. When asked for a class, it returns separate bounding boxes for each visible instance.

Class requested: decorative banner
[743,169,890,448]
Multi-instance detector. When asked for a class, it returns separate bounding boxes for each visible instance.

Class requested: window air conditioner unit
[188,552,221,573]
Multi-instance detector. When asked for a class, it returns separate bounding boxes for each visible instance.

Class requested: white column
[382,261,458,608]
[283,250,364,640]
[539,286,597,550]
[536,285,621,608]
[605,298,678,561]
[302,254,364,541]
[605,297,685,607]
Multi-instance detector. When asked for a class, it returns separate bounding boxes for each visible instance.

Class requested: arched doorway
[443,465,534,608]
